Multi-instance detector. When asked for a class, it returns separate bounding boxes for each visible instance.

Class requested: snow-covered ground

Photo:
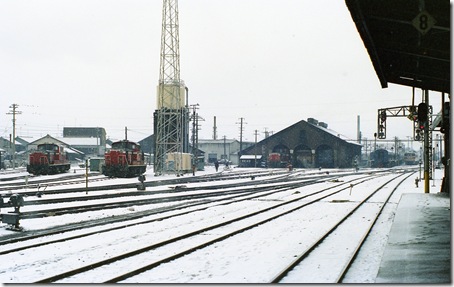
[0,166,446,283]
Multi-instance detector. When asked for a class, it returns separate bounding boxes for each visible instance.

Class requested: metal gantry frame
[377,90,437,193]
[377,104,433,180]
[154,0,188,175]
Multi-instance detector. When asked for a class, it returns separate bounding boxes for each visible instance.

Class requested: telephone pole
[223,135,227,160]
[7,104,21,169]
[190,104,204,166]
[236,117,246,157]
[254,129,259,167]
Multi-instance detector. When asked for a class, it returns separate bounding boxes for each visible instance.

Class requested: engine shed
[240,118,361,169]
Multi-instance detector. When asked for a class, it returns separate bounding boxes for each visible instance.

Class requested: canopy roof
[346,0,450,93]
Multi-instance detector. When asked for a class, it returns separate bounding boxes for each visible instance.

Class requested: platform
[375,192,451,283]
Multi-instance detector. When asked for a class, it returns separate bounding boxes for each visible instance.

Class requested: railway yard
[0,164,443,283]
[0,0,449,283]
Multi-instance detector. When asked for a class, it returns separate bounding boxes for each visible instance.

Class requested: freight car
[27,143,71,175]
[370,149,389,168]
[102,140,146,178]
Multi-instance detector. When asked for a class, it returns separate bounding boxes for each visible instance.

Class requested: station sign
[412,10,436,35]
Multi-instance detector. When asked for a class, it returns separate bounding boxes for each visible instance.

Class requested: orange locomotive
[102,140,146,178]
[27,143,71,175]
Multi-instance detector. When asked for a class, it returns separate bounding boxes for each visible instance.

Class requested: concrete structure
[375,193,450,283]
[241,118,361,168]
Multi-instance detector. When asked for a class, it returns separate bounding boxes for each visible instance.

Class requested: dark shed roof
[345,0,450,93]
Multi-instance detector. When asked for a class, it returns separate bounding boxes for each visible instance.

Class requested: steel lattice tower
[154,0,188,175]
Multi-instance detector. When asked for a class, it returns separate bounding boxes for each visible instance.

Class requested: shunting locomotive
[102,140,146,178]
[27,143,71,175]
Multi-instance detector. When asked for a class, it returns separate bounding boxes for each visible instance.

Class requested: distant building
[0,136,27,154]
[241,118,361,168]
[197,139,254,165]
[63,127,106,157]
[59,137,103,158]
[138,134,155,157]
[0,136,28,167]
[63,127,106,142]
[0,147,5,169]
[0,137,12,155]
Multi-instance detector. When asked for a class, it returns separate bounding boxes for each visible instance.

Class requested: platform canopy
[345,0,450,93]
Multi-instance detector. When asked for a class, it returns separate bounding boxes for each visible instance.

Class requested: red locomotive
[102,140,146,178]
[27,143,71,175]
[268,153,281,168]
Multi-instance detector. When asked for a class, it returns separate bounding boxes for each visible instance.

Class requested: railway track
[20,171,397,283]
[107,172,411,283]
[0,168,290,197]
[271,171,415,283]
[0,170,340,244]
[2,168,355,221]
[0,168,414,283]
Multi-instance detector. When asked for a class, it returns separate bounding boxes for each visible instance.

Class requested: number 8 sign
[412,11,436,35]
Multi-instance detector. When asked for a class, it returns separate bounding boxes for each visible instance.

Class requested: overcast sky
[0,0,441,147]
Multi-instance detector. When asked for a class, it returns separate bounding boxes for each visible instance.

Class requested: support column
[423,90,430,193]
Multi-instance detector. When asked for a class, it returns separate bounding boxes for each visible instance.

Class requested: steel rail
[34,173,384,283]
[269,171,414,283]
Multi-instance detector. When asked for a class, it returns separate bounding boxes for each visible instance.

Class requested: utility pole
[190,104,203,166]
[236,117,246,157]
[191,105,197,159]
[223,135,227,160]
[263,128,269,139]
[423,90,430,193]
[7,104,21,169]
[254,129,259,167]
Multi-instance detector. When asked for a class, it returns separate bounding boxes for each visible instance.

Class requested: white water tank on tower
[156,84,186,109]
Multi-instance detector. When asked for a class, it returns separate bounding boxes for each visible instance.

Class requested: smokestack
[213,116,217,140]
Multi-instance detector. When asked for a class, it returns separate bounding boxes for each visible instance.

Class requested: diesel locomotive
[102,140,146,178]
[403,152,418,165]
[27,143,71,175]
